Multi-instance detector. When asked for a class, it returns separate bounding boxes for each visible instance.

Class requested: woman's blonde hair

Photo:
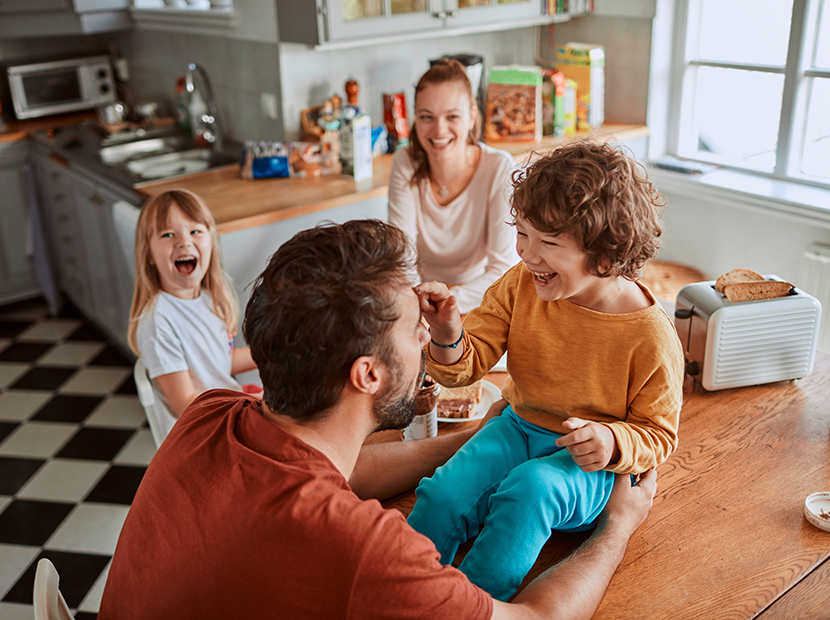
[127,189,238,355]
[408,59,481,187]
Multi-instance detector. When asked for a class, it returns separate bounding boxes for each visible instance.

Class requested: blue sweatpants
[407,407,615,601]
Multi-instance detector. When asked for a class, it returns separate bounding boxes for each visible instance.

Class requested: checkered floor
[0,298,155,620]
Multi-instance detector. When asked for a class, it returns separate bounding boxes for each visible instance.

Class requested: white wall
[279,27,536,140]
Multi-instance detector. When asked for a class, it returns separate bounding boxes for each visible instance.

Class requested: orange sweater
[427,263,685,474]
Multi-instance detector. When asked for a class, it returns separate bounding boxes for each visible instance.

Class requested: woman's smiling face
[414,81,476,165]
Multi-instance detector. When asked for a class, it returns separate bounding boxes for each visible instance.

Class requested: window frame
[667,0,830,190]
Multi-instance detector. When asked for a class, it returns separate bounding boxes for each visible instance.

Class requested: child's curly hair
[511,141,665,281]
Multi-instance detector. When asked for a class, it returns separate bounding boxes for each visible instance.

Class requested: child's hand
[414,281,463,344]
[556,418,620,472]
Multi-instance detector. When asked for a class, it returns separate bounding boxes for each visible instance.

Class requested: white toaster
[674,276,822,391]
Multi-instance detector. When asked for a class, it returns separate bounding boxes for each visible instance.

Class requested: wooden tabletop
[134,123,649,235]
[382,354,830,619]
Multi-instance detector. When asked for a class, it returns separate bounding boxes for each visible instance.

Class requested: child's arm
[153,371,200,419]
[231,347,257,375]
[414,281,465,366]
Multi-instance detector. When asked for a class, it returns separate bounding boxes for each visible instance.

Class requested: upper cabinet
[0,0,130,38]
[277,0,584,49]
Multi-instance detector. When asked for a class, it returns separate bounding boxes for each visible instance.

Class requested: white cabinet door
[326,0,445,41]
[445,0,541,28]
[0,143,39,305]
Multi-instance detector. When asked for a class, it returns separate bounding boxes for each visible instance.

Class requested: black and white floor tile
[0,298,156,620]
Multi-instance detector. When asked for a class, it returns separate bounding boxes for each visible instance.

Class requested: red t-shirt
[98,390,492,620]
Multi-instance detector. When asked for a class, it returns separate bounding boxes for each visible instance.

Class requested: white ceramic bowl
[804,492,830,532]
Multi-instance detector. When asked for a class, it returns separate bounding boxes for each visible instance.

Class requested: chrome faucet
[185,63,223,151]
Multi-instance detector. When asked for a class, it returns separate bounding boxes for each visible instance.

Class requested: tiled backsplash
[114,30,284,143]
[279,28,537,140]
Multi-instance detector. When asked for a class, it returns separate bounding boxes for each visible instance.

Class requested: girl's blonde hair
[127,189,239,355]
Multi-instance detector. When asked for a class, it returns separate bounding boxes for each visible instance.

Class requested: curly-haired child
[408,141,684,601]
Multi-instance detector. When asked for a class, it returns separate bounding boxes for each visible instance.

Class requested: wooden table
[382,354,830,619]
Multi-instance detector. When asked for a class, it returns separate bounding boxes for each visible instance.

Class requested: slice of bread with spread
[437,381,483,418]
[715,268,764,293]
[722,280,793,302]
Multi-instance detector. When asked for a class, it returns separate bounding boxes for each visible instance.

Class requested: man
[99,220,656,619]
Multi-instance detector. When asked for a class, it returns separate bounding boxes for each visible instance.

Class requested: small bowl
[804,492,830,532]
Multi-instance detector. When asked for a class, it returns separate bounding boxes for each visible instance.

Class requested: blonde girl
[129,189,259,441]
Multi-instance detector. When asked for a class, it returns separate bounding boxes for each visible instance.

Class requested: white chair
[33,558,74,620]
[134,358,165,449]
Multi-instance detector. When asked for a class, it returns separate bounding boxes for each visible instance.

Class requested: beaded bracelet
[430,328,464,349]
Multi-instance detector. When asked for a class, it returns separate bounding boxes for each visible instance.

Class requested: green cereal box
[554,42,605,130]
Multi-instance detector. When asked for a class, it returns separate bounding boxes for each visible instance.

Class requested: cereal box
[484,66,542,142]
[554,43,605,130]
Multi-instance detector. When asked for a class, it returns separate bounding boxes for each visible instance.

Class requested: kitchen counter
[137,122,649,235]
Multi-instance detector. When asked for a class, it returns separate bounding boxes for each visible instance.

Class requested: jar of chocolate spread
[403,377,441,441]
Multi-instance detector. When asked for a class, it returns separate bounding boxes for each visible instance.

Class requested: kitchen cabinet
[0,0,130,38]
[277,0,580,48]
[32,150,137,353]
[0,141,40,305]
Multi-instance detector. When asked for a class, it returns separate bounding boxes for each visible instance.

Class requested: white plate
[437,380,501,423]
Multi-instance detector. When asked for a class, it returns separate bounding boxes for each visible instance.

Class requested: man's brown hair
[511,141,665,280]
[243,220,415,421]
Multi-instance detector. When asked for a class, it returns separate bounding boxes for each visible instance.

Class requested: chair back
[134,358,164,449]
[33,558,74,620]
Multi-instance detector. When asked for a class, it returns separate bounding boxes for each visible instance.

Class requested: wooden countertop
[0,112,97,145]
[136,123,649,235]
[381,353,830,619]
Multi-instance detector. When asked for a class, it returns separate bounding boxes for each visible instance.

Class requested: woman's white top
[388,143,519,314]
[136,291,241,440]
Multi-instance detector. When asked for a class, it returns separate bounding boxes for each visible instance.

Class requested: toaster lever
[686,361,700,376]
[675,308,693,319]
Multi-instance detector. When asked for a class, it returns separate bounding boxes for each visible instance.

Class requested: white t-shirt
[388,143,519,314]
[136,291,241,440]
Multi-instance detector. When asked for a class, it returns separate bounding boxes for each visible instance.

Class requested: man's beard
[372,350,427,432]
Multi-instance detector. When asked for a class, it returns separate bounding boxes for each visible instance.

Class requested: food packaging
[541,69,566,137]
[554,42,605,130]
[484,65,542,142]
[240,141,291,179]
[340,110,374,181]
[383,92,410,151]
[563,79,577,134]
[240,140,339,180]
[403,377,440,441]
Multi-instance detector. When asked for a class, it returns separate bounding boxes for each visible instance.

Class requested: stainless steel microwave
[6,55,116,120]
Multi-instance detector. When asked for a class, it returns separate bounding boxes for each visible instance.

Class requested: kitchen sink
[99,136,192,166]
[96,134,240,181]
[125,148,239,180]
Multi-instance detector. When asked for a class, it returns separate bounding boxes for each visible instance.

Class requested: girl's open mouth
[175,257,198,275]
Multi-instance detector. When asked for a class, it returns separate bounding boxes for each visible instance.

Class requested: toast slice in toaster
[722,280,793,302]
[715,269,764,293]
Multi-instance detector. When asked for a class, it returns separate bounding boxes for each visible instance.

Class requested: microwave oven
[5,55,116,120]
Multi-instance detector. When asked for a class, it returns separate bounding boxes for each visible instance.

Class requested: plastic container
[174,77,191,137]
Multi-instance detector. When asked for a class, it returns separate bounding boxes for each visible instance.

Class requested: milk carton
[340,111,374,181]
[554,43,605,130]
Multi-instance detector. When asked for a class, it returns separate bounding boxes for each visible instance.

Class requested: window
[671,0,830,187]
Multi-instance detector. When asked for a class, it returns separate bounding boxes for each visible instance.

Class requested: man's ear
[349,355,385,396]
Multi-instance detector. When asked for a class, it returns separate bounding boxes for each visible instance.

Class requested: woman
[388,59,517,315]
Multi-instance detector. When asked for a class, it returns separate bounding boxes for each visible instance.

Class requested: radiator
[800,243,830,352]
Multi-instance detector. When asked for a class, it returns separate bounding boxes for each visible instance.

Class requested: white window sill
[130,6,237,35]
[649,167,830,230]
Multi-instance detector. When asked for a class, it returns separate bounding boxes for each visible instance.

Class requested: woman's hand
[555,418,621,472]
